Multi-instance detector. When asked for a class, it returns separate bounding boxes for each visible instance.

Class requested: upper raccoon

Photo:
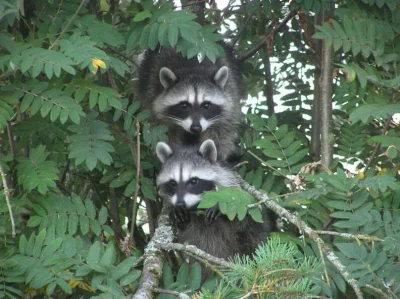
[156,139,276,276]
[137,44,244,161]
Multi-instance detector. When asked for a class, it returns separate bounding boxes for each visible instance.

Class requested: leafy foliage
[0,0,400,298]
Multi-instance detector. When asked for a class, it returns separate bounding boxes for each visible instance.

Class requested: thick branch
[132,204,173,299]
[0,164,16,238]
[239,10,298,61]
[319,8,334,168]
[239,177,364,299]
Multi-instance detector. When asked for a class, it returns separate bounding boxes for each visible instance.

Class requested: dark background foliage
[0,0,399,298]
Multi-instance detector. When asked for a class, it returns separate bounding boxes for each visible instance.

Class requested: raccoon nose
[190,124,202,134]
[175,201,186,208]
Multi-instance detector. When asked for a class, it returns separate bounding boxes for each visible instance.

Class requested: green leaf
[350,103,400,124]
[177,263,188,286]
[119,270,142,286]
[98,207,108,225]
[56,278,72,294]
[99,244,116,267]
[133,10,152,22]
[248,207,263,223]
[189,263,202,290]
[168,25,179,47]
[358,175,399,193]
[19,235,27,255]
[111,256,137,280]
[87,241,102,267]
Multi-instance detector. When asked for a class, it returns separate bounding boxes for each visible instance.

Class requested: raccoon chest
[177,217,238,259]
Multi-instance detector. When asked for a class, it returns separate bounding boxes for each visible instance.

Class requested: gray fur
[137,44,244,161]
[156,140,276,279]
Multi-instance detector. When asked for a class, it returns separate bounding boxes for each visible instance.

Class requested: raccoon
[137,44,244,161]
[156,139,276,277]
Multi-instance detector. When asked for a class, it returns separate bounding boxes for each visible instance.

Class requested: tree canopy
[0,0,399,298]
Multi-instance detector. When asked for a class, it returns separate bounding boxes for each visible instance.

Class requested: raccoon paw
[204,206,221,224]
[171,207,190,225]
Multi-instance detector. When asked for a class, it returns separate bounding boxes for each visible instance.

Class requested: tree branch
[0,164,16,238]
[239,177,365,299]
[49,0,88,49]
[238,10,298,61]
[158,243,233,269]
[319,7,334,168]
[263,51,274,115]
[364,116,394,172]
[130,121,141,246]
[132,204,174,299]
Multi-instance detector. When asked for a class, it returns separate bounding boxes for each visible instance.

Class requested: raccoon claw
[171,207,190,225]
[204,206,221,224]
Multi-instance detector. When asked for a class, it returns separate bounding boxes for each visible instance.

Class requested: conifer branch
[239,177,365,299]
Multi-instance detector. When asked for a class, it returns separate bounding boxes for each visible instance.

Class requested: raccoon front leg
[203,206,221,224]
[170,207,190,227]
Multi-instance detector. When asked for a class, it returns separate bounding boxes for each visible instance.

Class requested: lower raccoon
[137,44,244,161]
[156,139,276,278]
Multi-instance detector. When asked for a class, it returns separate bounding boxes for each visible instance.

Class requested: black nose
[175,201,186,207]
[190,124,202,134]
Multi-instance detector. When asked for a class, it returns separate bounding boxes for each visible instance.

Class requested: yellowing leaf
[358,171,365,179]
[378,168,388,176]
[92,58,107,69]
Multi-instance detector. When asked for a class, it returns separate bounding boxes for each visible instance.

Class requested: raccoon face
[156,140,218,208]
[153,67,231,135]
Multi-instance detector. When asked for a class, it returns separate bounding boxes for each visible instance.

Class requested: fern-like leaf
[68,112,115,170]
[16,145,59,194]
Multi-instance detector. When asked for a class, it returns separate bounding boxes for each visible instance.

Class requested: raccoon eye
[189,178,198,185]
[168,180,177,188]
[202,102,211,110]
[181,102,189,109]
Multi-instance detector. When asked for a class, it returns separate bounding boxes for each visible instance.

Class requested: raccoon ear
[199,139,217,163]
[159,67,177,89]
[214,66,229,89]
[156,142,173,163]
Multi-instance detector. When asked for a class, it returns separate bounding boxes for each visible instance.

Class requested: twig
[239,177,365,299]
[364,284,390,299]
[263,51,275,115]
[6,122,16,157]
[49,0,88,50]
[130,122,141,246]
[0,164,16,238]
[232,11,254,45]
[132,204,174,299]
[364,117,393,172]
[314,231,383,242]
[154,288,190,298]
[247,190,301,208]
[239,10,298,61]
[248,150,289,180]
[158,243,233,269]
